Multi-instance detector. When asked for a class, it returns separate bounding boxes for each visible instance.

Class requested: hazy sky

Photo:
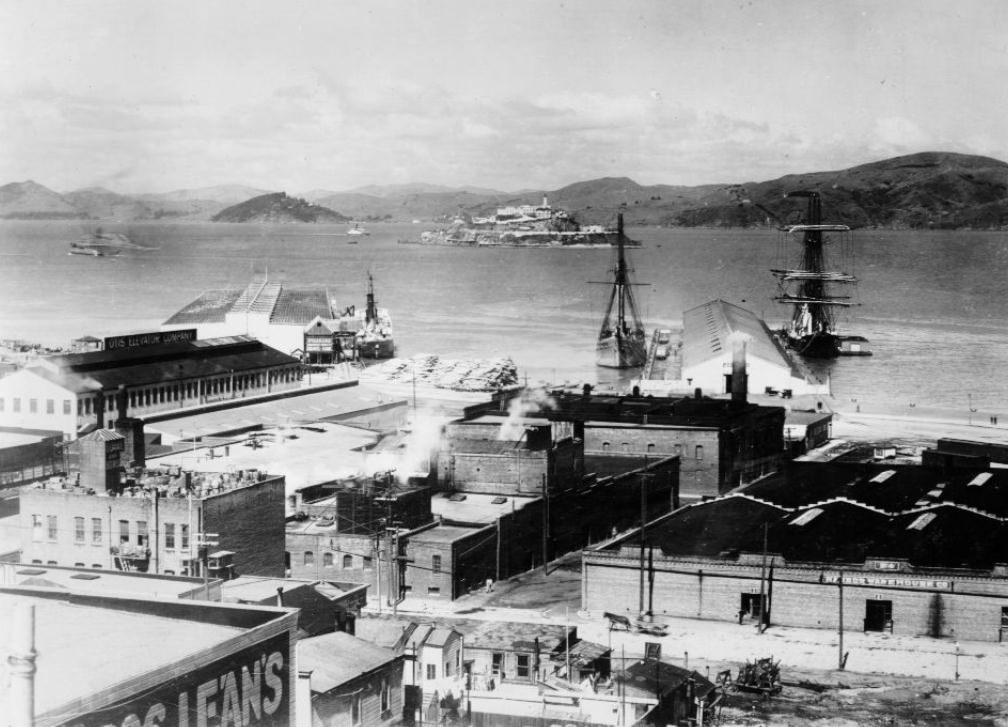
[2,0,1006,194]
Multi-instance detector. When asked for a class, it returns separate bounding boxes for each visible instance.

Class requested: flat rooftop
[431,491,538,524]
[0,563,210,599]
[407,524,485,545]
[145,383,407,439]
[0,590,267,718]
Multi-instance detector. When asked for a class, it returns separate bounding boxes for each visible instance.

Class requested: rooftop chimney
[728,332,751,404]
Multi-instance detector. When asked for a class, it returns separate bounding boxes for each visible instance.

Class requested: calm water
[1,220,1007,413]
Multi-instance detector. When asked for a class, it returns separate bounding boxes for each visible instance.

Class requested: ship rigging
[594,214,648,368]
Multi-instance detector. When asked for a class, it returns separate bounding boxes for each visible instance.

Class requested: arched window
[323,552,334,567]
[304,551,314,566]
[621,442,630,453]
[343,554,353,569]
[695,445,704,460]
[647,443,656,453]
[602,442,611,452]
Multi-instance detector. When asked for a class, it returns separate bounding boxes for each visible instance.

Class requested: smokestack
[95,391,105,430]
[617,213,624,237]
[729,333,751,404]
[117,384,128,423]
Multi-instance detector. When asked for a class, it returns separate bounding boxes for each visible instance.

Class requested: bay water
[2,220,1006,416]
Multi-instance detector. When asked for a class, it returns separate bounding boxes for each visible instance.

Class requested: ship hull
[783,331,840,359]
[358,338,396,359]
[596,334,647,368]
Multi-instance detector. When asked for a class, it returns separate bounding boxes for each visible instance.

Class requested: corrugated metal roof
[162,289,244,325]
[682,300,801,378]
[79,429,125,442]
[271,288,332,325]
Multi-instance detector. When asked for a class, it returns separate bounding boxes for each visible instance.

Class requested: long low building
[583,462,1008,642]
[0,335,302,438]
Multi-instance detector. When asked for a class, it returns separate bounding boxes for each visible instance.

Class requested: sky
[2,0,1007,195]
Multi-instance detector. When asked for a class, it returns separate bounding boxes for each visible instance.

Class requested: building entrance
[740,592,765,622]
[864,599,893,632]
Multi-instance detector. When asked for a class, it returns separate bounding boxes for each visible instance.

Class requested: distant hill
[210,192,350,223]
[0,180,86,219]
[6,152,1008,227]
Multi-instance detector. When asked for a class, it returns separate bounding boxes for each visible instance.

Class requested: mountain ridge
[4,151,1008,228]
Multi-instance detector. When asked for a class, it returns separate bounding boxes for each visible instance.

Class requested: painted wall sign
[104,329,197,350]
[57,630,290,727]
[825,574,951,591]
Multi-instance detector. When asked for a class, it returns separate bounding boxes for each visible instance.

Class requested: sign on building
[104,329,197,351]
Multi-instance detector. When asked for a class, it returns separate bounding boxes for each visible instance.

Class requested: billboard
[57,630,290,727]
[104,329,197,351]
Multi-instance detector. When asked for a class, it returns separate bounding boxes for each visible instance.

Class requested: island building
[582,461,1008,642]
[0,585,297,727]
[0,332,302,438]
[18,428,286,578]
[635,299,830,399]
[161,273,392,361]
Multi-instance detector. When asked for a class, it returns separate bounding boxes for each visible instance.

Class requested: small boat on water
[771,191,870,358]
[69,228,127,257]
[346,223,370,237]
[594,214,648,368]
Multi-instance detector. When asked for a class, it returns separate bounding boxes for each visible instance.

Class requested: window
[380,677,390,713]
[695,445,704,460]
[119,520,130,544]
[165,523,175,550]
[74,517,85,543]
[323,552,333,567]
[445,660,452,677]
[46,399,54,414]
[426,664,437,680]
[492,652,504,676]
[92,564,102,569]
[342,554,352,569]
[32,514,42,542]
[29,398,37,414]
[602,441,610,451]
[304,551,314,566]
[351,694,362,727]
[92,518,102,544]
[74,562,84,567]
[46,560,57,565]
[137,520,148,546]
[516,653,530,678]
[621,442,629,452]
[432,554,441,573]
[428,586,440,595]
[363,555,373,569]
[47,515,58,540]
[63,400,71,415]
[181,524,189,550]
[647,443,656,453]
[13,397,20,412]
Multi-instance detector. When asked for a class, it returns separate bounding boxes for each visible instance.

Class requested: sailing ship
[595,214,648,368]
[771,191,869,358]
[355,273,395,359]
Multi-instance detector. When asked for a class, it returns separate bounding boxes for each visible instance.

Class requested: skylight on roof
[790,508,823,526]
[907,512,936,531]
[870,470,896,484]
[968,472,993,487]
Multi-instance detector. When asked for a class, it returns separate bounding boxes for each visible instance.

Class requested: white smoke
[497,388,556,441]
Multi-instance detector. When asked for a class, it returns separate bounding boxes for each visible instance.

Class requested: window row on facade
[0,397,72,415]
[600,441,703,459]
[31,514,190,550]
[297,550,375,569]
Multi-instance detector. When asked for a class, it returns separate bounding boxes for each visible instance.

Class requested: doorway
[864,599,893,632]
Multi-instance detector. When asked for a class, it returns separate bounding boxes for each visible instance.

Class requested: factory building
[0,586,297,727]
[582,462,1008,642]
[0,333,302,438]
[19,429,286,577]
[0,426,63,488]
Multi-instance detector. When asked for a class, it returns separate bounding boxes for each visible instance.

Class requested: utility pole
[541,473,549,575]
[757,522,768,633]
[639,460,651,616]
[838,570,845,670]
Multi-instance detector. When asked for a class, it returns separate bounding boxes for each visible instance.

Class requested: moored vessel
[355,273,395,359]
[594,214,648,368]
[771,191,869,358]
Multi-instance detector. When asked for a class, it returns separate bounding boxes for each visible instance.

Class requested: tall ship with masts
[595,214,648,368]
[355,273,395,359]
[771,191,870,358]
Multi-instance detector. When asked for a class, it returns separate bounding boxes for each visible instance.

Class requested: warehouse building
[0,333,302,438]
[583,462,1008,642]
[0,586,297,726]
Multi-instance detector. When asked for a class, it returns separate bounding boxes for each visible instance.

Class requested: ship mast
[598,214,645,339]
[366,272,377,325]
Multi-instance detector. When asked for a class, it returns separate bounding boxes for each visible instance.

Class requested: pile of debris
[735,657,782,695]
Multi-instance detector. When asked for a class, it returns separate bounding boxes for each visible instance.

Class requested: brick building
[221,576,369,635]
[19,444,286,577]
[583,462,1008,641]
[462,389,784,500]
